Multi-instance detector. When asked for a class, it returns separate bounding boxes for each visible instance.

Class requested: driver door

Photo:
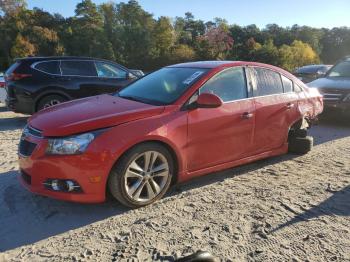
[186,67,255,172]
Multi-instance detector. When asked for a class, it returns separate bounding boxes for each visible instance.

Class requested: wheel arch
[33,89,72,112]
[287,116,308,140]
[106,138,182,196]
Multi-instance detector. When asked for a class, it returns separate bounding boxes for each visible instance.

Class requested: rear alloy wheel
[37,95,67,111]
[108,143,174,208]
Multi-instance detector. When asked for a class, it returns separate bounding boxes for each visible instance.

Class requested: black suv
[5,57,141,114]
[308,57,350,115]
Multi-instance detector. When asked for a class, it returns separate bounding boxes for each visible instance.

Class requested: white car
[0,75,6,104]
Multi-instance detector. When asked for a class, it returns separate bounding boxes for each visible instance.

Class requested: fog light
[44,179,82,193]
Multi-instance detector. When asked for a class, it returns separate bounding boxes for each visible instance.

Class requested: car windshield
[327,61,350,77]
[117,67,209,105]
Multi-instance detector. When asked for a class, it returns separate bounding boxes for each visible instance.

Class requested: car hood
[308,77,350,90]
[29,95,165,137]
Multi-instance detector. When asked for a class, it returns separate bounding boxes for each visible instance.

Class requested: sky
[27,0,350,29]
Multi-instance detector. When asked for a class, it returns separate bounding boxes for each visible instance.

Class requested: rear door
[59,60,100,98]
[248,67,292,154]
[280,75,301,126]
[187,66,255,172]
[95,61,135,93]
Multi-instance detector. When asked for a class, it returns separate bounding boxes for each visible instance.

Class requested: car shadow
[0,153,299,252]
[271,185,350,234]
[0,170,129,252]
[310,117,350,145]
[0,105,8,113]
[0,117,28,131]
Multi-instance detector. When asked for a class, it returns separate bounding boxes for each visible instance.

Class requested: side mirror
[127,72,137,80]
[316,70,326,78]
[196,93,223,108]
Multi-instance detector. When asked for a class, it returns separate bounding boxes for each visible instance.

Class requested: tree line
[1,0,350,72]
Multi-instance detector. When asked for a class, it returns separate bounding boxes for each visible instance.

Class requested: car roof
[15,56,121,64]
[14,56,131,71]
[296,64,332,73]
[168,60,293,77]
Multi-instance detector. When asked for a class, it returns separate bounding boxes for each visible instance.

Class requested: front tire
[108,143,174,208]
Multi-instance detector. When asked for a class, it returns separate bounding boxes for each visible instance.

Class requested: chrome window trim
[185,65,304,108]
[222,92,294,105]
[31,60,62,76]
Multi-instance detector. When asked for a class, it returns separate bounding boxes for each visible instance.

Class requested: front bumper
[6,96,33,114]
[18,133,110,203]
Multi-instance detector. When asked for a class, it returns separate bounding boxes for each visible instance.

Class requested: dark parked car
[5,56,142,114]
[308,57,350,115]
[0,73,5,103]
[294,64,332,83]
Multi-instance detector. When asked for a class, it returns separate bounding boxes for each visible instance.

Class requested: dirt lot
[0,103,350,261]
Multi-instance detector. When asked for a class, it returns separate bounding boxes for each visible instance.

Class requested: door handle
[286,103,295,109]
[241,112,254,119]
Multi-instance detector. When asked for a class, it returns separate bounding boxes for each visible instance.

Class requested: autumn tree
[11,34,35,58]
[196,26,233,60]
[279,40,319,71]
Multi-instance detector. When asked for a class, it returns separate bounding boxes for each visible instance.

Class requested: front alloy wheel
[108,143,174,208]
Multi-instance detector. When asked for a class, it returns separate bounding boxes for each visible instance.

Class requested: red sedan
[18,61,323,207]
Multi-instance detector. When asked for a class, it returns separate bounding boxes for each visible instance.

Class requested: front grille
[27,126,43,138]
[19,139,37,157]
[322,93,344,102]
[21,170,31,185]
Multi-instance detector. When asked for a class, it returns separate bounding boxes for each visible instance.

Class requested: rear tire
[288,136,313,154]
[108,143,174,208]
[37,95,67,111]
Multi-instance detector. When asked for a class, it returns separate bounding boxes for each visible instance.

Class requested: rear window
[60,61,97,76]
[34,61,60,75]
[5,61,21,76]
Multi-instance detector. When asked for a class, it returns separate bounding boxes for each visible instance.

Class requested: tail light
[5,73,32,81]
[0,82,4,88]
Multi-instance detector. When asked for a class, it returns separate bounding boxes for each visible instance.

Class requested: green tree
[320,27,350,63]
[250,39,280,65]
[168,44,195,64]
[66,0,114,59]
[113,0,155,69]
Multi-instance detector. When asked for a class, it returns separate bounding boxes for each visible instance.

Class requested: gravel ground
[0,103,350,261]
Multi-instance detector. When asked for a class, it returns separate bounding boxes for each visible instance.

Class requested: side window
[60,61,97,76]
[281,75,293,93]
[294,83,304,93]
[34,61,60,75]
[199,67,247,102]
[95,62,127,79]
[251,67,283,96]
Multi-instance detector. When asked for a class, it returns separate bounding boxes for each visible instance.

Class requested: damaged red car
[18,61,323,208]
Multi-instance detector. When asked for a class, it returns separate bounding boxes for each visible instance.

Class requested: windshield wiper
[118,94,146,104]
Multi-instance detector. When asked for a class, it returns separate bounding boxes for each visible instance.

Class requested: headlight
[343,94,350,102]
[47,133,95,155]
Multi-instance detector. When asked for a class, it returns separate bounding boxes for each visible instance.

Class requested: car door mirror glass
[128,72,137,80]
